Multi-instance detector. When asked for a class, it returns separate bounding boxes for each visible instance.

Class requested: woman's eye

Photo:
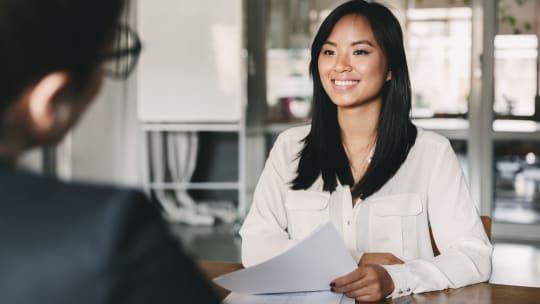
[353,50,368,55]
[322,50,335,55]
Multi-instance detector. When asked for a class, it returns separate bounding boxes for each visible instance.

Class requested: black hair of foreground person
[0,0,219,303]
[292,0,417,199]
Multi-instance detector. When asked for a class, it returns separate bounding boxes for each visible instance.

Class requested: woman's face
[318,14,390,109]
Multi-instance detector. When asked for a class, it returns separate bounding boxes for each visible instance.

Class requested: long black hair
[291,0,417,199]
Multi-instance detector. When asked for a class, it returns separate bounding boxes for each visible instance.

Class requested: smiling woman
[293,0,417,200]
[318,14,391,110]
[239,0,492,302]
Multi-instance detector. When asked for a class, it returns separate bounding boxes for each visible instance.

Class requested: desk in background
[197,261,540,304]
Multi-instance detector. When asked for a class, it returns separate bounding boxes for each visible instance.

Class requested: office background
[18,0,540,287]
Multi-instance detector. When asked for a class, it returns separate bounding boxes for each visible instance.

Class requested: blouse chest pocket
[285,190,330,241]
[369,194,423,259]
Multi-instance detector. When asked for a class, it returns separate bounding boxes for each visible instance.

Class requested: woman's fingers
[331,267,366,289]
[331,264,395,302]
[332,274,370,293]
[347,284,381,302]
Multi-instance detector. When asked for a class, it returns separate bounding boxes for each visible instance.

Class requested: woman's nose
[333,54,352,73]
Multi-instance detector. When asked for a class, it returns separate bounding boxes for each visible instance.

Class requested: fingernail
[330,287,335,292]
[330,282,335,287]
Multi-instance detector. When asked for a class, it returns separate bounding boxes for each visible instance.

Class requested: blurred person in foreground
[0,0,219,303]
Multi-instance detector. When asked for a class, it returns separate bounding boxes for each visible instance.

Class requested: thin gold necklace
[343,141,374,174]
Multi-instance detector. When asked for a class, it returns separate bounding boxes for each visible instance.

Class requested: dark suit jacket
[0,166,220,304]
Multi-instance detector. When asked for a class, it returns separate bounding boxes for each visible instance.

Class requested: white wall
[137,0,243,123]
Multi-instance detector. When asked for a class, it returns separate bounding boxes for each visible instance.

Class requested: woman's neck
[338,102,379,152]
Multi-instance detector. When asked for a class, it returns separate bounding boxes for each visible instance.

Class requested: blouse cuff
[381,264,414,299]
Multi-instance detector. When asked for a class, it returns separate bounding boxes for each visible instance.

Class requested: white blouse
[239,125,492,298]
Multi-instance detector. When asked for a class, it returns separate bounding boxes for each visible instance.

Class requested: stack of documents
[214,223,356,304]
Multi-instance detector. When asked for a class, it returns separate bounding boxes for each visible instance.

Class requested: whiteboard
[137,0,244,122]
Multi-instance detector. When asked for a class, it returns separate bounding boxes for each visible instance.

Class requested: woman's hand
[359,252,403,266]
[330,264,395,302]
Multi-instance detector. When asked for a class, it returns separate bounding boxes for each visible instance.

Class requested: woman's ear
[386,70,392,81]
[26,72,70,134]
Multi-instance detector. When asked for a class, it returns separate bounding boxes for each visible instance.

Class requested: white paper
[223,291,350,304]
[213,222,356,294]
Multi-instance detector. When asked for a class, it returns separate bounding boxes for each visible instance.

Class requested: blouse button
[347,220,350,225]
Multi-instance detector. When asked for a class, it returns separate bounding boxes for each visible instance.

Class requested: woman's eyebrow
[322,40,374,47]
[351,40,374,47]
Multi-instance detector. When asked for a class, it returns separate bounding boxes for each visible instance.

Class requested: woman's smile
[332,79,360,91]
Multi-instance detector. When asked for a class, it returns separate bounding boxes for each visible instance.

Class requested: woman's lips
[332,79,359,90]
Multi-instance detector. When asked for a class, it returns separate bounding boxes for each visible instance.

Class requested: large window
[493,0,539,119]
[407,7,472,117]
[494,141,540,224]
[494,35,537,117]
[266,0,322,123]
[492,0,540,225]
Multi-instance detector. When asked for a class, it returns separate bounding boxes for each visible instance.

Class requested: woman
[0,0,218,303]
[240,0,492,301]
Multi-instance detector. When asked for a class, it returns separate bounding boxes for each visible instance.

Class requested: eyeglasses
[101,24,142,79]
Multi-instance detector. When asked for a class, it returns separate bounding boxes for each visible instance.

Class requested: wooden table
[392,283,540,304]
[197,261,540,303]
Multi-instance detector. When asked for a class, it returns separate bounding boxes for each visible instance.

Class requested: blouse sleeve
[382,139,493,298]
[239,133,299,267]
